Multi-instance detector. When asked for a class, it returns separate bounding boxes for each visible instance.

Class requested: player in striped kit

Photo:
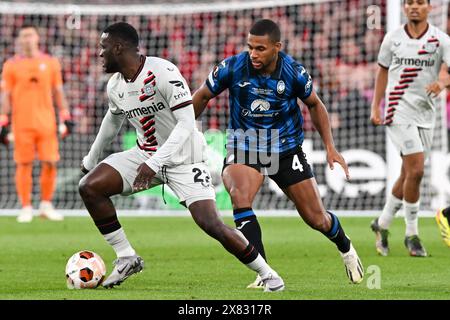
[79,22,284,291]
[193,19,364,288]
[370,0,450,257]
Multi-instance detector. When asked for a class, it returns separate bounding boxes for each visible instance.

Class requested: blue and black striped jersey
[206,51,313,155]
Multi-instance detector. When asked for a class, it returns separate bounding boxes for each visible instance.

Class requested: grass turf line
[1,216,450,299]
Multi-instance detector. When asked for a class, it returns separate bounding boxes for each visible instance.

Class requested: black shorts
[222,146,314,189]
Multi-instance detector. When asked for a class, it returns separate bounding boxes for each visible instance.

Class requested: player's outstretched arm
[304,91,350,180]
[370,65,388,125]
[82,110,125,173]
[192,83,216,119]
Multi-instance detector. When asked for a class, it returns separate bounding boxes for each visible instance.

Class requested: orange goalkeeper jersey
[1,52,63,132]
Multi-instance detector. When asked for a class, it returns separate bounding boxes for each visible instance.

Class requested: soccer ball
[65,250,106,289]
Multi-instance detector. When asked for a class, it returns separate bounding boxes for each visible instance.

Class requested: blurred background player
[0,24,73,223]
[193,19,364,288]
[79,22,284,291]
[370,0,450,257]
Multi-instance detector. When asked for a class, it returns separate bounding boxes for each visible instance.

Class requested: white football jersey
[107,55,206,167]
[378,24,450,128]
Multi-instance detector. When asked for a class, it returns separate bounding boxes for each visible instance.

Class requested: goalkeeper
[0,24,73,223]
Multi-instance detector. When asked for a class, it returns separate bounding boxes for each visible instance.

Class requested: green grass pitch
[1,216,450,300]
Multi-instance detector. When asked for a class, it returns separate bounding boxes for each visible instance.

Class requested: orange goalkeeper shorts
[13,128,60,163]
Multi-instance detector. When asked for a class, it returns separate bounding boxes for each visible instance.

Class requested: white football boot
[340,243,364,284]
[17,206,33,223]
[247,274,265,289]
[39,201,64,221]
[103,254,144,288]
[261,272,285,292]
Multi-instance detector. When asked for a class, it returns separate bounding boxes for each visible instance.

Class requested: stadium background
[0,0,449,215]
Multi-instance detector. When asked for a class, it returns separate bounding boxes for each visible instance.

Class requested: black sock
[94,215,121,235]
[323,211,351,253]
[237,243,259,264]
[233,208,267,261]
[443,207,450,220]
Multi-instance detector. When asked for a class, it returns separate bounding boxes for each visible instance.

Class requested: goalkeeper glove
[0,115,10,146]
[59,110,75,139]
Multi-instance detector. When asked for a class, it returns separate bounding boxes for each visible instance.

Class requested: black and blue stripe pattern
[206,51,313,156]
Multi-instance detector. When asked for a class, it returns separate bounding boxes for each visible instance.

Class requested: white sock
[245,254,277,279]
[404,199,420,236]
[103,228,136,258]
[378,194,403,230]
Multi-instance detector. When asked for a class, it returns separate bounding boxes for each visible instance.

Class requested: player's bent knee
[228,187,252,207]
[78,176,101,201]
[407,168,424,181]
[78,177,91,199]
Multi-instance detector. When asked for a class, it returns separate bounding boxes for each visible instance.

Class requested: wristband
[59,110,71,122]
[0,114,9,127]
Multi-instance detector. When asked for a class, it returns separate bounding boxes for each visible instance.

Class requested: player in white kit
[79,22,284,291]
[370,0,450,257]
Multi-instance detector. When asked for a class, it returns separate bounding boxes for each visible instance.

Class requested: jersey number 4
[292,154,304,172]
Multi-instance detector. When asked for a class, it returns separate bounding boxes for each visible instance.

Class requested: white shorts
[386,124,433,157]
[101,147,216,207]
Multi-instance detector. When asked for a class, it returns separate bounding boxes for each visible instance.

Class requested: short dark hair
[103,22,139,47]
[15,23,38,37]
[404,0,430,4]
[249,19,281,42]
[20,23,38,31]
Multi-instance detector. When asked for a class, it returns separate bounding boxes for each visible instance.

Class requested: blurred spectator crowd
[2,0,450,210]
[0,1,384,135]
[1,0,448,152]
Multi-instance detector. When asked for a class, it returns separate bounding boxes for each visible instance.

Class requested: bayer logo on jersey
[143,83,155,96]
[423,42,439,54]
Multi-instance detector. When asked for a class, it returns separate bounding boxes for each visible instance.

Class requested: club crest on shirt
[419,37,440,55]
[277,80,285,94]
[423,42,439,53]
[140,70,157,102]
[143,83,155,96]
[140,82,157,102]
